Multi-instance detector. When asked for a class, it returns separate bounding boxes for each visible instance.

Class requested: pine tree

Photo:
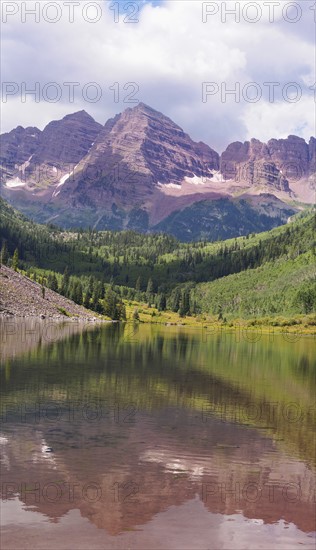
[135,276,141,291]
[87,276,94,296]
[116,299,126,321]
[83,290,92,309]
[50,273,58,292]
[179,288,190,317]
[146,278,154,306]
[0,241,9,266]
[91,281,103,313]
[171,287,181,312]
[47,273,58,291]
[60,267,70,296]
[157,293,166,311]
[71,281,83,305]
[103,287,126,320]
[190,298,198,315]
[12,248,19,271]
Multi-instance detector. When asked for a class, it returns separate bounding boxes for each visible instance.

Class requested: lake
[0,320,315,549]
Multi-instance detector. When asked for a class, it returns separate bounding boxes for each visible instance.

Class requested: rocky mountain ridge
[221,135,315,191]
[0,110,102,189]
[0,103,314,239]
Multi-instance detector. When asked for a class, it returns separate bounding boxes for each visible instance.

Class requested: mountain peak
[131,102,159,113]
[126,102,173,122]
[62,110,96,123]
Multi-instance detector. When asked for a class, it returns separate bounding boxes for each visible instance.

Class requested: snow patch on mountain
[158,182,182,189]
[185,174,206,185]
[5,178,26,188]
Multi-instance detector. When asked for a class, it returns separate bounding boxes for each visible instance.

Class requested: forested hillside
[0,197,315,319]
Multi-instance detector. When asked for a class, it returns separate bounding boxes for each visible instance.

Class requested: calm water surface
[0,320,315,549]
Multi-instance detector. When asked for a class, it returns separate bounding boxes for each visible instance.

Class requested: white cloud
[242,96,316,143]
[1,0,314,150]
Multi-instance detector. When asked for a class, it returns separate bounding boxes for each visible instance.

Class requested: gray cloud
[1,1,315,151]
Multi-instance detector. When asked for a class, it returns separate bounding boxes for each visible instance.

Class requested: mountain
[0,104,314,240]
[221,135,316,197]
[0,125,42,182]
[153,195,297,242]
[26,110,103,188]
[70,102,219,188]
[0,110,103,191]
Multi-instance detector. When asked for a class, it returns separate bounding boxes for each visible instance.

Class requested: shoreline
[124,302,316,337]
[0,313,314,336]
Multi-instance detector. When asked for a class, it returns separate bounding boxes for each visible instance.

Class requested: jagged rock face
[27,110,103,188]
[58,103,220,208]
[220,149,287,192]
[1,111,103,189]
[221,135,314,189]
[267,135,310,179]
[308,137,316,173]
[33,110,103,165]
[134,103,219,182]
[0,126,42,180]
[234,160,290,192]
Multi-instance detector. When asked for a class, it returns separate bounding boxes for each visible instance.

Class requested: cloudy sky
[1,0,315,151]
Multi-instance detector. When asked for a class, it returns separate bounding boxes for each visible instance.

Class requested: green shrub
[57,307,71,317]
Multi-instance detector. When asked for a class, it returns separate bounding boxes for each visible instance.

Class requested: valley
[0,197,315,331]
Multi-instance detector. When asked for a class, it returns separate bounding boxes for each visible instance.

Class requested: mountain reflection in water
[1,321,315,549]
